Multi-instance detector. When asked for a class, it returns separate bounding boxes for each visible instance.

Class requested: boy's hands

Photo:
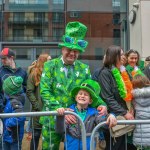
[65,108,77,124]
[65,114,77,124]
[106,114,117,128]
[57,108,65,115]
[56,108,77,124]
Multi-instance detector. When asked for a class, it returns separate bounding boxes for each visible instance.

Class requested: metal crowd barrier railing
[90,120,150,150]
[0,111,87,150]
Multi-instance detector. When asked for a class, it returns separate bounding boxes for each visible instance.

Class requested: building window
[112,0,120,12]
[34,0,48,4]
[10,0,27,4]
[34,29,42,39]
[113,29,120,45]
[14,48,32,60]
[53,0,64,4]
[113,13,120,25]
[13,12,25,22]
[0,12,2,20]
[95,48,104,59]
[52,28,63,41]
[113,29,120,38]
[9,0,48,4]
[13,29,24,41]
[70,11,81,18]
[34,12,45,22]
[52,12,64,23]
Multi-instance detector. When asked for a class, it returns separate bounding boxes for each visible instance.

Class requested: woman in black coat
[98,45,134,150]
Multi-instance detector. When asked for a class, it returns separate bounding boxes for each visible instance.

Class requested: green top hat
[3,76,23,95]
[58,21,88,53]
[71,79,102,107]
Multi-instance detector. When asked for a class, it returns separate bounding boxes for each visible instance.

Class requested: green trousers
[42,125,63,150]
[137,146,150,150]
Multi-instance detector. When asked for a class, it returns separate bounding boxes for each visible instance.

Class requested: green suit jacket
[40,57,105,127]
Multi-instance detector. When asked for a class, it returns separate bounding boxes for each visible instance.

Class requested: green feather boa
[111,67,127,99]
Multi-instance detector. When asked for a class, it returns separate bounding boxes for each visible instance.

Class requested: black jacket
[96,67,127,116]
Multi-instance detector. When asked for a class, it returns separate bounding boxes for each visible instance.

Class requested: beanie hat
[58,21,88,53]
[71,79,102,107]
[3,76,23,95]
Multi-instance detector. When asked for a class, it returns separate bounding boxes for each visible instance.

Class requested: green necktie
[65,65,74,90]
[67,65,73,78]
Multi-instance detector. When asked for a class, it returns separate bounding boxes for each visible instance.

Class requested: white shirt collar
[61,56,75,66]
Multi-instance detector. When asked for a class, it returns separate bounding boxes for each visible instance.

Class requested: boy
[57,79,116,150]
[2,76,26,150]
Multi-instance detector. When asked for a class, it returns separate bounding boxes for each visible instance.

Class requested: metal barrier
[0,111,87,150]
[90,120,150,150]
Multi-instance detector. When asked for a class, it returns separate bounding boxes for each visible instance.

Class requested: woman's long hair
[28,53,50,86]
[103,45,122,68]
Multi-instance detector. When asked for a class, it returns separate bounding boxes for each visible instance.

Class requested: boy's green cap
[71,79,102,107]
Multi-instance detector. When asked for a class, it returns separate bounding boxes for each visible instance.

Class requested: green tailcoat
[40,57,91,127]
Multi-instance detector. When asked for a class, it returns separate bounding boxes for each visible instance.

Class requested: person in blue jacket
[0,48,27,113]
[2,76,26,150]
[57,79,117,150]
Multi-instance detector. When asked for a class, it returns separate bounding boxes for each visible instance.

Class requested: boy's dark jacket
[64,104,106,150]
[3,93,26,143]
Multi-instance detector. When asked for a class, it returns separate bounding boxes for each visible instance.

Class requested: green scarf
[111,66,127,99]
[126,64,144,77]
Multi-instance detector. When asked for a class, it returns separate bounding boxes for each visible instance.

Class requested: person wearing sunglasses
[39,21,107,150]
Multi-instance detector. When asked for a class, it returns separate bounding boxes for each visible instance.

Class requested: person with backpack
[2,76,26,150]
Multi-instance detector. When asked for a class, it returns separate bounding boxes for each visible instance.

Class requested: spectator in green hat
[2,76,26,150]
[0,48,27,113]
[40,21,107,150]
[3,76,23,95]
[57,79,116,150]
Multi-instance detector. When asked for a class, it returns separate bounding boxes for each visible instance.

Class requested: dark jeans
[3,141,22,150]
[30,129,41,150]
[127,143,137,150]
[104,130,126,150]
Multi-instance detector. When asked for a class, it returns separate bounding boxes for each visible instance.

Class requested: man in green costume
[40,21,107,150]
